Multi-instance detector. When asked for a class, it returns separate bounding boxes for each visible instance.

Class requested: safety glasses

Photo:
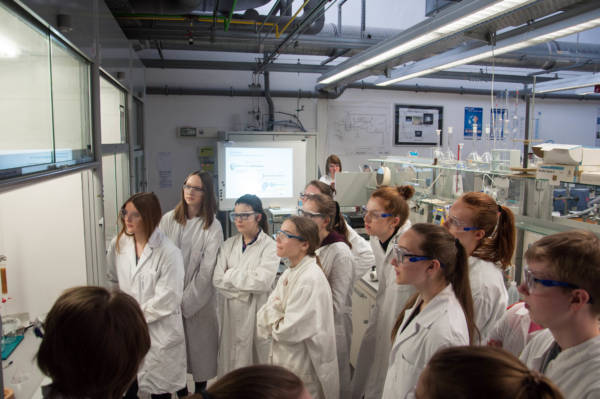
[393,245,434,264]
[276,230,306,241]
[229,212,256,222]
[297,209,324,219]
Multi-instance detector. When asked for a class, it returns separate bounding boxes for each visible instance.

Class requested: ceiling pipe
[264,70,275,130]
[145,83,600,100]
[337,0,348,36]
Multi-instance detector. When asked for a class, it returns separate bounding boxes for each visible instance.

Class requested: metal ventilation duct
[124,0,270,14]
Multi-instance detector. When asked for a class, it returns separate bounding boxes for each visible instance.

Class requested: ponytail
[461,192,516,270]
[391,293,418,341]
[304,194,352,249]
[333,201,352,249]
[515,370,565,399]
[449,238,479,344]
[495,205,515,268]
[397,185,415,200]
[315,255,323,270]
[258,210,269,235]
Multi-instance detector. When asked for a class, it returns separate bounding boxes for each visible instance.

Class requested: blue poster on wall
[491,108,507,140]
[464,107,483,139]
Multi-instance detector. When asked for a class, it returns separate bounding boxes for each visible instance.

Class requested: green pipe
[224,0,238,31]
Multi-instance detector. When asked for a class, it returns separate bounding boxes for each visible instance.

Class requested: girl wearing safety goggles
[443,192,516,344]
[382,223,477,399]
[159,171,223,396]
[213,194,280,378]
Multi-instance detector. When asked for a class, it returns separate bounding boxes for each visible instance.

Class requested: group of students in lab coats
[97,162,600,399]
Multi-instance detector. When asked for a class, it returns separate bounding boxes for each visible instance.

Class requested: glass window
[100,77,127,144]
[102,152,130,246]
[0,3,53,175]
[50,37,93,166]
[131,97,144,150]
[0,2,93,180]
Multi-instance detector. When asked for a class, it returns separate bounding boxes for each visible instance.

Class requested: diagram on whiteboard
[328,109,388,156]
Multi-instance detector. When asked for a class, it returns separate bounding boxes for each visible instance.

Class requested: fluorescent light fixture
[377,11,600,86]
[318,0,535,85]
[0,34,19,58]
[533,73,600,94]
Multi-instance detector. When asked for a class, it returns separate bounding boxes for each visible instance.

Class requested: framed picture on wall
[394,104,443,146]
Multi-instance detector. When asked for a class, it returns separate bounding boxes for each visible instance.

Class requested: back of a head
[306,180,334,198]
[423,346,564,399]
[37,286,151,399]
[525,229,600,315]
[204,365,305,399]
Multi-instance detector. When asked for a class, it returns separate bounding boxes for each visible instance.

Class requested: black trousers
[124,379,176,399]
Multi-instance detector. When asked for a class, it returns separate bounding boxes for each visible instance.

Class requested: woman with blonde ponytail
[382,223,477,399]
[257,216,339,399]
[444,192,516,344]
[352,185,415,399]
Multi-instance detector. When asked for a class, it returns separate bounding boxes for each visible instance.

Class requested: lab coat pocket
[151,314,185,350]
[138,271,158,303]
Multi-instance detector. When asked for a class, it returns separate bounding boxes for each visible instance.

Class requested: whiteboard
[217,140,307,210]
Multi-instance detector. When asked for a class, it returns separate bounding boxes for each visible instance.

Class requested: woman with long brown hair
[382,223,477,399]
[257,216,339,399]
[107,192,186,399]
[159,171,223,395]
[444,192,516,343]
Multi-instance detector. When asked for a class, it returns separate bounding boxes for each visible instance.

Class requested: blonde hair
[459,192,516,269]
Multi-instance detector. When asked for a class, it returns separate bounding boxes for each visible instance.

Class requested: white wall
[145,68,600,198]
[144,93,320,210]
[0,173,88,319]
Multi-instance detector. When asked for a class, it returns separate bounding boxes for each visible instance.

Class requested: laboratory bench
[2,314,46,399]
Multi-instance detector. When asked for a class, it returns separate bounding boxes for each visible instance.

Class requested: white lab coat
[257,255,339,399]
[346,224,376,281]
[468,256,507,344]
[381,284,470,399]
[319,174,334,185]
[521,329,600,398]
[159,211,223,381]
[316,241,355,398]
[351,222,415,399]
[213,230,279,377]
[106,229,186,394]
[488,301,542,357]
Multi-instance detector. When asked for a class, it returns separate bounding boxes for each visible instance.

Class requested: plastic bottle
[507,280,520,305]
